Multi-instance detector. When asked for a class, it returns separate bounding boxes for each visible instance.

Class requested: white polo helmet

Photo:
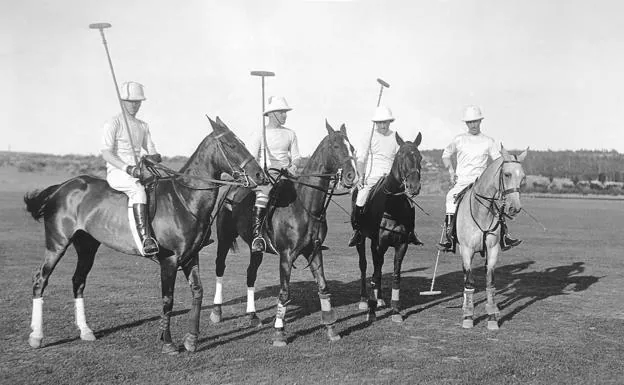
[462,105,484,122]
[119,81,146,101]
[372,105,395,122]
[264,96,292,115]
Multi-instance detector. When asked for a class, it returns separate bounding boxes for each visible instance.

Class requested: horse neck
[469,157,504,220]
[383,157,403,193]
[175,136,221,213]
[298,142,332,211]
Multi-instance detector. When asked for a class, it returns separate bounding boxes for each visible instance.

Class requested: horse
[23,116,266,354]
[352,132,423,323]
[455,145,528,330]
[211,121,358,346]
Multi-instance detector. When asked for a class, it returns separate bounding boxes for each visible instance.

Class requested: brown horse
[455,146,528,330]
[212,121,358,346]
[352,132,423,323]
[23,117,266,354]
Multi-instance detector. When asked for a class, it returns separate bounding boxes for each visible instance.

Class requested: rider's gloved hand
[287,165,298,175]
[125,165,142,179]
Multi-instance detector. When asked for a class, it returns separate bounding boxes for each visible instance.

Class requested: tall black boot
[500,221,522,251]
[251,206,270,253]
[407,207,423,246]
[132,203,159,256]
[348,207,363,247]
[437,214,455,252]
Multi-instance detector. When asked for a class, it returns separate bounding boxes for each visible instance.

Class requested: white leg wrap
[75,298,89,330]
[391,289,400,301]
[274,303,286,328]
[31,297,43,336]
[320,297,331,312]
[372,289,379,301]
[246,287,256,313]
[214,277,223,304]
[274,317,284,328]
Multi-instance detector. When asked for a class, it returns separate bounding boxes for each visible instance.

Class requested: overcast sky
[3,0,623,157]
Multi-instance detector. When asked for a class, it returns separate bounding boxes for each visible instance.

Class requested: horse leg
[211,238,231,324]
[356,241,368,310]
[485,246,501,330]
[71,231,100,342]
[181,256,203,352]
[390,243,408,323]
[461,246,476,329]
[309,250,340,342]
[371,239,385,309]
[159,256,179,355]
[244,250,264,327]
[272,255,293,347]
[29,231,72,348]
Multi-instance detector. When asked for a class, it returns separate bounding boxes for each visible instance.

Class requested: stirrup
[143,237,159,256]
[251,236,266,253]
[501,236,522,251]
[348,230,362,247]
[408,232,423,246]
[437,241,453,252]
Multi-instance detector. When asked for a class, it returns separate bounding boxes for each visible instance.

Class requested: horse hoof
[391,314,404,323]
[358,301,369,311]
[246,313,263,328]
[161,343,180,355]
[210,309,222,324]
[462,318,474,329]
[326,325,341,342]
[377,299,386,308]
[183,333,198,352]
[272,328,287,347]
[80,330,96,341]
[28,334,43,348]
[487,320,499,330]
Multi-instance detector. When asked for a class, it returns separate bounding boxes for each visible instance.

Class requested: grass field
[1,174,623,384]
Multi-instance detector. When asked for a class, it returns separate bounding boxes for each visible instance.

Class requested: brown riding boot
[132,203,159,256]
[437,214,455,252]
[348,207,363,247]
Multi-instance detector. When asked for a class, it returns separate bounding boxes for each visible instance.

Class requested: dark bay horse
[455,146,528,330]
[212,121,358,346]
[352,132,423,323]
[23,117,266,354]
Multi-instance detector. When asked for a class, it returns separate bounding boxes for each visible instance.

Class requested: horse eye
[504,172,512,178]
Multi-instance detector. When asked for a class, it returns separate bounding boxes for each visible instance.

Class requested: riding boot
[251,206,277,254]
[407,231,423,246]
[437,214,455,252]
[348,207,363,247]
[132,203,159,256]
[500,221,522,251]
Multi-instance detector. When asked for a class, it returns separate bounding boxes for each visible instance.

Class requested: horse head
[205,116,266,188]
[500,145,528,217]
[393,132,423,197]
[323,120,359,189]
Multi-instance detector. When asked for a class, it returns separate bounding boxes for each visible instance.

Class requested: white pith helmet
[264,96,292,115]
[120,81,146,101]
[371,106,395,122]
[462,105,484,122]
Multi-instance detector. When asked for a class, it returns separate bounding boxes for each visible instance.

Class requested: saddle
[358,176,387,215]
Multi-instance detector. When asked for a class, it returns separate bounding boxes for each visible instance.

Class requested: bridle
[212,130,258,189]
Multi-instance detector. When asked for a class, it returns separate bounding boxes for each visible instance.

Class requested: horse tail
[24,184,62,221]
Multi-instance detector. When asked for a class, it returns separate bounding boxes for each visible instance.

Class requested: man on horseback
[438,105,522,252]
[348,106,421,247]
[101,81,162,256]
[248,96,301,253]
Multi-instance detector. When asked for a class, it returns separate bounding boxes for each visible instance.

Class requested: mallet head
[377,78,390,88]
[251,71,275,77]
[89,23,112,30]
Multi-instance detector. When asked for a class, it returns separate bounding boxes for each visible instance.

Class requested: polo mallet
[250,71,275,175]
[365,78,390,177]
[89,22,139,166]
[420,226,445,296]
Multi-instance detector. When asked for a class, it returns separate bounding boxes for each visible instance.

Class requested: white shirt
[102,113,157,173]
[249,126,300,169]
[357,129,400,182]
[442,132,500,183]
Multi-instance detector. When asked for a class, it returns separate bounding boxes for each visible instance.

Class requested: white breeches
[446,179,474,214]
[356,173,385,207]
[107,168,146,205]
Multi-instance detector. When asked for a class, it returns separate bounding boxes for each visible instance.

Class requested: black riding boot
[251,206,275,253]
[348,207,363,247]
[407,207,423,246]
[132,203,159,256]
[500,221,522,251]
[438,214,455,252]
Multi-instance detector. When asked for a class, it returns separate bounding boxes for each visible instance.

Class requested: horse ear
[414,132,422,147]
[395,132,405,146]
[215,116,229,130]
[517,147,529,162]
[340,123,347,137]
[206,115,218,131]
[325,119,334,135]
[500,143,510,158]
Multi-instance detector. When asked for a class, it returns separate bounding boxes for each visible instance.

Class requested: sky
[2,0,624,157]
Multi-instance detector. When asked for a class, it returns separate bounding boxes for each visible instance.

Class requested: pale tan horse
[455,146,528,329]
